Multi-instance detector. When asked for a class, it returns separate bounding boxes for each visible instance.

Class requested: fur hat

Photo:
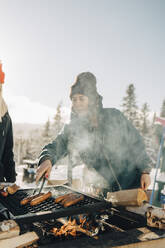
[70,72,99,104]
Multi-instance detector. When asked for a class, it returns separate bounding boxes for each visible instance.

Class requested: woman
[36,72,151,191]
[0,61,16,182]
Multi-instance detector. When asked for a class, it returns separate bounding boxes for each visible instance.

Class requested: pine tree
[52,102,64,138]
[141,102,150,135]
[42,118,51,143]
[160,99,165,117]
[152,112,156,126]
[122,84,140,129]
[54,102,62,128]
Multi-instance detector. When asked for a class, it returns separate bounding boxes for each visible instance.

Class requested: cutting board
[0,220,20,240]
[0,231,39,248]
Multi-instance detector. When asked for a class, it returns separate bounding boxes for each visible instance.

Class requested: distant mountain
[13,123,43,138]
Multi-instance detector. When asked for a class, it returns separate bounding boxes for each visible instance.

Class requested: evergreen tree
[54,102,62,128]
[160,99,165,117]
[152,112,156,126]
[141,102,150,135]
[42,118,51,143]
[52,102,64,138]
[122,84,140,129]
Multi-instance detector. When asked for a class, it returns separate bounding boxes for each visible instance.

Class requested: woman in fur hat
[0,61,16,182]
[36,72,151,192]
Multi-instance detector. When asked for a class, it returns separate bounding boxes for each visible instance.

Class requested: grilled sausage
[20,193,44,206]
[54,193,73,203]
[30,191,52,206]
[60,193,79,205]
[63,194,84,208]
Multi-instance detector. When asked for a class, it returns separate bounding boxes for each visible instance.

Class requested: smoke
[66,109,152,194]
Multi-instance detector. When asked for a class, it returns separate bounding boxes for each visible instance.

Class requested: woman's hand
[140,173,151,190]
[36,159,52,183]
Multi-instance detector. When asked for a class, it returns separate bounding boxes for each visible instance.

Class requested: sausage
[60,193,79,205]
[30,191,52,206]
[62,194,84,207]
[55,193,73,203]
[63,194,84,207]
[20,193,44,205]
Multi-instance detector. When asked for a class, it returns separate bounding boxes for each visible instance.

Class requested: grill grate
[0,185,110,223]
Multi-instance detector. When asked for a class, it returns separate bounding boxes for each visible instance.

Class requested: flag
[0,62,5,84]
[155,117,165,126]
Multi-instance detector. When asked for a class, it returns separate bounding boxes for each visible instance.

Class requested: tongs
[33,175,47,195]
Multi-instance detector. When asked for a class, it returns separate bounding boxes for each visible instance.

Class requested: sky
[0,0,165,124]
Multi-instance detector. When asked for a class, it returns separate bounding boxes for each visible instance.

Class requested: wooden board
[0,220,20,240]
[107,188,148,207]
[146,206,165,229]
[0,231,39,248]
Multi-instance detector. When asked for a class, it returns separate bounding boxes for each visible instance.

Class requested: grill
[0,185,150,248]
[0,185,111,224]
[31,208,147,247]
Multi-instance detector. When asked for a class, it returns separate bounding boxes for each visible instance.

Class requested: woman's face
[72,94,89,116]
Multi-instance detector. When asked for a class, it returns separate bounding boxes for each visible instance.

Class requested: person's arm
[2,114,16,182]
[123,116,151,172]
[119,111,151,190]
[36,125,69,182]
